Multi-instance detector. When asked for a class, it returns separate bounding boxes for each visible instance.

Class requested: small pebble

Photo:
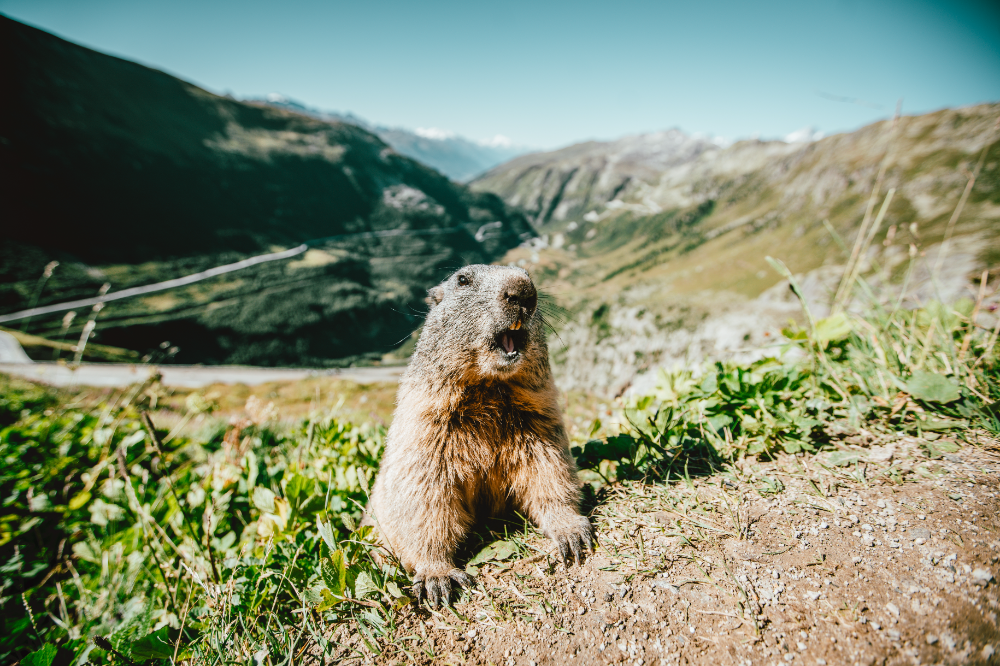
[926,634,938,645]
[972,568,994,586]
[983,645,995,660]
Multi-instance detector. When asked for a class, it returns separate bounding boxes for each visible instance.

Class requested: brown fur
[367,264,592,606]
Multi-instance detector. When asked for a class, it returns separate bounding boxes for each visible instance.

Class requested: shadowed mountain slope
[0,15,533,366]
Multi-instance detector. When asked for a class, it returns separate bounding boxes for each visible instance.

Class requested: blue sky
[3,0,998,149]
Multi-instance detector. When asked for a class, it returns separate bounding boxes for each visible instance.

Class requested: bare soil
[328,433,1000,666]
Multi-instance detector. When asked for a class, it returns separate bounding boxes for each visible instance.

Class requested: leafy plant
[0,378,410,665]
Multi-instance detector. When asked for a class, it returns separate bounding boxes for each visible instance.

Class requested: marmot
[367,264,592,606]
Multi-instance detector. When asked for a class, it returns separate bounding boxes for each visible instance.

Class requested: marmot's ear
[426,285,444,307]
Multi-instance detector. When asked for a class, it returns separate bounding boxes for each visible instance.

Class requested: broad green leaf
[707,414,732,432]
[252,486,276,514]
[467,540,519,567]
[285,474,314,510]
[923,440,960,459]
[699,373,718,394]
[316,517,337,550]
[386,581,403,598]
[316,588,339,611]
[321,550,347,595]
[813,313,852,345]
[918,418,966,432]
[21,644,57,666]
[303,586,324,606]
[131,626,175,661]
[906,371,960,404]
[354,571,378,599]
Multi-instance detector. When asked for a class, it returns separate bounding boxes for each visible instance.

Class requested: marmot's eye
[457,275,470,286]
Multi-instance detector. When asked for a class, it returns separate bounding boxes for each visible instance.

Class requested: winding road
[0,361,404,388]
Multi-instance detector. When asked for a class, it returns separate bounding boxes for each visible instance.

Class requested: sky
[2,0,998,149]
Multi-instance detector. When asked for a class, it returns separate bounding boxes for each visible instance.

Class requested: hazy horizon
[2,0,998,150]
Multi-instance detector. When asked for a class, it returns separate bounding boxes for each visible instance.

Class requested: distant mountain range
[0,15,533,366]
[472,105,1000,396]
[248,94,532,182]
[471,129,720,226]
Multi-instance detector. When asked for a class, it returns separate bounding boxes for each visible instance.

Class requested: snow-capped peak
[784,126,825,143]
[415,127,457,140]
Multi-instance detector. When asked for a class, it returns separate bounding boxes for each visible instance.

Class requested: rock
[886,602,900,617]
[909,528,931,540]
[651,580,679,594]
[983,645,995,660]
[926,634,938,645]
[973,568,994,586]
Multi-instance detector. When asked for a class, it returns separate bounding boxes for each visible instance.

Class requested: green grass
[3,249,999,665]
[572,259,1000,484]
[1,379,410,665]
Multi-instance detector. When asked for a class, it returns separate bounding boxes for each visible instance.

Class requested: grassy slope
[472,105,1000,396]
[0,16,533,366]
[479,105,999,308]
[3,273,999,664]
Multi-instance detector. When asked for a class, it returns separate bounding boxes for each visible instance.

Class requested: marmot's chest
[445,399,538,442]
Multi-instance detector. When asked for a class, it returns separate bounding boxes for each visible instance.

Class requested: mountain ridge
[249,94,532,182]
[0,15,534,366]
[474,103,1000,396]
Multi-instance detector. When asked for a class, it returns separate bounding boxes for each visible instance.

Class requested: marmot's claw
[413,569,474,608]
[552,520,594,567]
[449,569,475,588]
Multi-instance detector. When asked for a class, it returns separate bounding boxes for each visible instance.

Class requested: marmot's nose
[502,280,537,314]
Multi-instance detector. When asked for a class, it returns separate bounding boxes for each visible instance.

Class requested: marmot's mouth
[494,324,528,359]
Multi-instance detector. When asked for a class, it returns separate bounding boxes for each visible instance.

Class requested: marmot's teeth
[510,321,521,331]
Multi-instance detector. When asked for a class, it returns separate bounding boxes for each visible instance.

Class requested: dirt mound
[326,433,1000,665]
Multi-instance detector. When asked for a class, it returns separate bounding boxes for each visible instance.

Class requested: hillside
[472,106,1000,396]
[250,94,531,182]
[0,15,533,366]
[472,129,718,225]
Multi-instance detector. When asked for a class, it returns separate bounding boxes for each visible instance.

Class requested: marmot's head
[416,264,548,382]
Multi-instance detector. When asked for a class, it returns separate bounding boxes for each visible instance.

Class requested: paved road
[0,362,404,388]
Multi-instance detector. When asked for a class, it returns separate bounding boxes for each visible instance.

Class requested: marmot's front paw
[547,515,594,566]
[412,568,474,608]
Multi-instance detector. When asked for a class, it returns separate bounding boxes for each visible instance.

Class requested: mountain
[0,15,534,366]
[471,129,721,226]
[250,94,531,182]
[472,106,1000,396]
